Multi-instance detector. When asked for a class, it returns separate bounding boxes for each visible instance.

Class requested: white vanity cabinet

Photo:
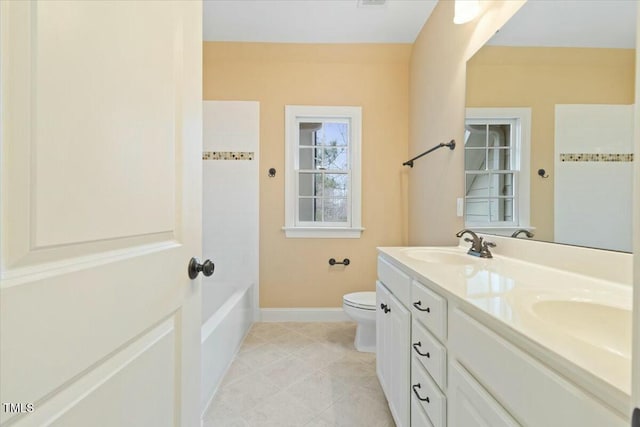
[448,360,519,427]
[376,257,411,427]
[376,251,629,427]
[449,309,627,427]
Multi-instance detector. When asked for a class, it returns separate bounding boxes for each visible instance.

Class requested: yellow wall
[466,46,635,241]
[408,0,525,245]
[203,42,410,308]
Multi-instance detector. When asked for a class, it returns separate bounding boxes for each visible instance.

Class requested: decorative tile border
[560,153,634,162]
[202,151,254,161]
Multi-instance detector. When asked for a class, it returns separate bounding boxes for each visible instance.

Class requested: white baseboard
[259,308,350,322]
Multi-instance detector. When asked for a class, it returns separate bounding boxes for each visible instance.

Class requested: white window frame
[283,105,363,238]
[464,107,532,235]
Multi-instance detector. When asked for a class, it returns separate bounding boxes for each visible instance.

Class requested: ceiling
[203,0,438,43]
[203,0,637,47]
[488,0,637,49]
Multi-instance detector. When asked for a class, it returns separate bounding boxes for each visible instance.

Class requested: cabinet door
[376,281,390,394]
[449,361,520,427]
[388,289,411,427]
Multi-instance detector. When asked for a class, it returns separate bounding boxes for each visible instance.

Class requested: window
[464,108,531,232]
[284,105,363,238]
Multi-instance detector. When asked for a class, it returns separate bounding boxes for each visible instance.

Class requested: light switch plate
[456,198,464,217]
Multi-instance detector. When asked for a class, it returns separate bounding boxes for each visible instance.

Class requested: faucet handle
[479,240,496,258]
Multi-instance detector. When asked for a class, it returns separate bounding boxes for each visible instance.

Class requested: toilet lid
[343,291,376,310]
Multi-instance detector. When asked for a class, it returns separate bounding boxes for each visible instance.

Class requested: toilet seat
[343,292,376,311]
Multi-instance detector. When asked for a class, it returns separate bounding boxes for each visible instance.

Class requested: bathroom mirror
[465,0,636,252]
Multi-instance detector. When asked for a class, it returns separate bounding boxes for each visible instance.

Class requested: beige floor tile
[286,370,348,413]
[220,358,254,387]
[321,357,376,380]
[236,343,289,371]
[248,322,291,340]
[269,330,316,354]
[303,417,336,427]
[244,390,316,427]
[215,372,280,414]
[292,342,350,368]
[238,332,267,354]
[340,347,376,365]
[203,417,248,427]
[203,400,247,426]
[318,393,395,427]
[204,322,393,427]
[259,355,318,389]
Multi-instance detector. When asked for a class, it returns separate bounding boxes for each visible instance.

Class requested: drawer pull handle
[380,303,391,314]
[413,301,431,313]
[412,341,430,358]
[412,383,430,403]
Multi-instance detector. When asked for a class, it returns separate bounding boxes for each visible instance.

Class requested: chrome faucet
[456,229,495,258]
[511,229,534,238]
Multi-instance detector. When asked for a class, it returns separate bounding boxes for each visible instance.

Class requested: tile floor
[202,322,395,427]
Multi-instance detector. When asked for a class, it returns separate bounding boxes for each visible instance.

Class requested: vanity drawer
[412,394,435,427]
[411,356,446,427]
[412,319,446,390]
[377,256,410,307]
[411,280,447,341]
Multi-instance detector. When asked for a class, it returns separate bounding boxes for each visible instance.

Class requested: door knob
[188,257,215,279]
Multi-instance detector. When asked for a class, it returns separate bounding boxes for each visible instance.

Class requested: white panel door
[0,2,202,426]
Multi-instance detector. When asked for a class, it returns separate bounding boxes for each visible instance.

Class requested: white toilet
[342,291,377,353]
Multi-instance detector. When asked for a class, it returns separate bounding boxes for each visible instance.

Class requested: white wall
[202,101,259,317]
[554,104,634,252]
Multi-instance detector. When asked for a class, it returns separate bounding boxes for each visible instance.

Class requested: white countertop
[377,245,632,413]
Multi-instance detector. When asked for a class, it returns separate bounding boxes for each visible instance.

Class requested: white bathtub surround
[200,283,253,414]
[554,104,634,252]
[201,101,260,415]
[379,242,632,422]
[203,322,394,427]
[202,100,259,305]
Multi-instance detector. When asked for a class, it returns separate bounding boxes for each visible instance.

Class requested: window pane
[299,147,349,171]
[465,199,489,223]
[321,147,348,170]
[316,122,349,147]
[466,174,489,198]
[489,173,514,197]
[488,124,511,147]
[489,198,514,222]
[487,148,510,170]
[299,122,322,146]
[299,198,319,222]
[299,173,323,197]
[323,174,348,197]
[323,198,348,222]
[298,147,315,169]
[465,124,487,148]
[465,148,486,171]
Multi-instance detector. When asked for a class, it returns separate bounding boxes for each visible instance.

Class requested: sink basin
[532,300,631,358]
[403,248,478,265]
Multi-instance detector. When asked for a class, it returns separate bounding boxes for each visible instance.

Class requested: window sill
[282,227,365,239]
[466,226,535,237]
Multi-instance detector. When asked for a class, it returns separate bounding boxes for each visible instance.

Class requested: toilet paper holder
[329,258,350,266]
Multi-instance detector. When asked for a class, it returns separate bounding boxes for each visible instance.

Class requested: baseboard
[259,308,349,322]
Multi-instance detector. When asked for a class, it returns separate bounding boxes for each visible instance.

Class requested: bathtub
[200,280,254,414]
